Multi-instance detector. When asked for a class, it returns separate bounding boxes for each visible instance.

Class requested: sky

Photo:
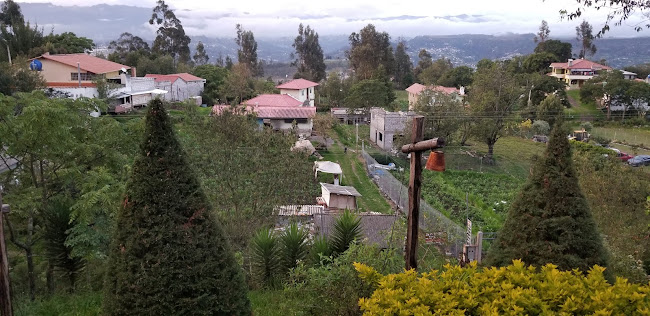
[16,0,650,38]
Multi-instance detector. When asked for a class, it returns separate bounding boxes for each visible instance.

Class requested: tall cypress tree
[486,121,609,274]
[104,99,250,315]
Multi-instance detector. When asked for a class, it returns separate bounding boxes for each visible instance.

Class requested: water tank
[29,59,42,71]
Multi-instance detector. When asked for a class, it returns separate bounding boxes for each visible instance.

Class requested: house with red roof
[31,53,168,111]
[212,93,317,136]
[548,58,615,90]
[144,73,206,103]
[405,83,465,110]
[277,78,319,106]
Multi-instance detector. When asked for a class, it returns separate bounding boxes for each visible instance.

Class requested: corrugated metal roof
[320,183,362,197]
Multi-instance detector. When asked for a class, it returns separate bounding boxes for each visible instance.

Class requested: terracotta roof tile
[406,83,459,95]
[39,54,129,74]
[276,78,319,90]
[550,59,612,70]
[212,104,315,119]
[244,94,304,107]
[144,73,205,83]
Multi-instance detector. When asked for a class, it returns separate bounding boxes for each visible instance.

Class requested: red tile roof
[276,78,319,90]
[405,83,459,95]
[47,82,97,88]
[38,53,129,74]
[244,94,304,107]
[550,59,612,70]
[211,104,315,119]
[144,73,204,83]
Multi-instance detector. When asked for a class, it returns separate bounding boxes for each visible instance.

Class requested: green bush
[330,210,362,255]
[251,228,282,288]
[285,244,403,316]
[356,260,650,315]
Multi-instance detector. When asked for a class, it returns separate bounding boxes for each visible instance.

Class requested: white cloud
[17,0,649,37]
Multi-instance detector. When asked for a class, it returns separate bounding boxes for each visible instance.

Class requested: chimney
[44,52,50,56]
[568,59,573,67]
[131,67,137,78]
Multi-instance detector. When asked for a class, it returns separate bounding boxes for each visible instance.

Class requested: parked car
[532,135,549,143]
[608,148,634,162]
[628,155,650,167]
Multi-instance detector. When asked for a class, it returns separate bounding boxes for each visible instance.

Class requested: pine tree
[103,99,250,315]
[486,122,609,274]
[393,40,414,89]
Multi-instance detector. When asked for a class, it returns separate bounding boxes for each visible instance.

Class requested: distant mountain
[19,3,650,69]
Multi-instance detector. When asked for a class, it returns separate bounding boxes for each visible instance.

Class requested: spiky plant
[280,222,309,271]
[331,210,362,255]
[310,235,332,265]
[251,228,281,288]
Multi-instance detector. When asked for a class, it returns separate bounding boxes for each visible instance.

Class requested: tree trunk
[26,247,35,301]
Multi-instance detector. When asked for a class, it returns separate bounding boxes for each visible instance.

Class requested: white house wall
[53,87,98,99]
[268,119,313,136]
[153,80,204,102]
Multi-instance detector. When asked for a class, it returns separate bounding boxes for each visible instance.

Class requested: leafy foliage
[236,24,263,76]
[487,123,610,274]
[292,24,326,82]
[251,228,282,288]
[534,39,572,61]
[103,99,250,315]
[356,260,650,315]
[149,0,191,63]
[310,235,332,264]
[576,20,597,58]
[330,210,362,255]
[347,24,395,80]
[280,223,310,271]
[393,40,414,89]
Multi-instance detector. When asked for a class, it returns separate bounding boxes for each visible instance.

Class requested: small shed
[320,183,361,210]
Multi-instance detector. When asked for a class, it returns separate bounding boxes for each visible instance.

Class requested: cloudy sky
[17,0,650,38]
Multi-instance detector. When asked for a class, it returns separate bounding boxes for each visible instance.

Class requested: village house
[405,83,465,109]
[319,183,361,210]
[277,78,319,106]
[330,107,370,125]
[369,108,418,151]
[144,73,206,104]
[548,58,614,90]
[29,53,167,111]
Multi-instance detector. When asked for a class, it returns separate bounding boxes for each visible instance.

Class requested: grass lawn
[14,292,102,316]
[249,290,305,316]
[564,90,604,119]
[395,90,408,103]
[320,124,393,214]
[591,126,650,148]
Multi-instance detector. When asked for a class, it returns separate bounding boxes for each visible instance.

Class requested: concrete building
[320,183,361,210]
[369,108,417,151]
[277,78,319,106]
[144,73,206,103]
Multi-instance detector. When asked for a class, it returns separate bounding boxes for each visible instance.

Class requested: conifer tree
[486,122,609,274]
[103,99,250,315]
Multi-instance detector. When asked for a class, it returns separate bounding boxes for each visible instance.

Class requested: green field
[591,126,650,148]
[564,90,604,119]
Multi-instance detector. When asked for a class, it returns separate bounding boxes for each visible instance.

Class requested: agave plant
[310,235,332,265]
[250,228,281,288]
[330,210,362,255]
[280,222,309,271]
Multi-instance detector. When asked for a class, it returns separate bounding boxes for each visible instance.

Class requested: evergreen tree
[236,24,263,77]
[486,122,609,274]
[193,41,209,66]
[534,39,572,61]
[576,20,597,59]
[292,23,326,82]
[393,40,414,89]
[414,49,433,79]
[103,99,250,315]
[149,0,191,64]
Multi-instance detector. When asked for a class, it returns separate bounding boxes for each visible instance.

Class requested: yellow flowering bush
[354,260,650,315]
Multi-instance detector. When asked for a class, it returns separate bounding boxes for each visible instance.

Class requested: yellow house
[32,53,131,89]
[548,59,611,90]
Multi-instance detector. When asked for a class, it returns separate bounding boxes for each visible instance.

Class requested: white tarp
[314,161,342,176]
[292,140,316,155]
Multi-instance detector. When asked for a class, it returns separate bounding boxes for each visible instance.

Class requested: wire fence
[361,149,465,256]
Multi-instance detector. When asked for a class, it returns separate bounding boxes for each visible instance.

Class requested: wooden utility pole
[401,116,444,270]
[0,191,12,316]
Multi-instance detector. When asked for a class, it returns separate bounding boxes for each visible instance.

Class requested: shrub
[310,235,332,265]
[531,120,550,136]
[580,121,594,132]
[251,228,282,288]
[280,223,309,271]
[356,260,650,315]
[285,244,403,316]
[330,210,362,255]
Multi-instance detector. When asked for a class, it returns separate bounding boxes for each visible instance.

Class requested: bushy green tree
[103,99,250,315]
[418,57,453,85]
[536,94,564,127]
[393,40,414,89]
[437,66,473,88]
[149,0,191,64]
[292,24,326,82]
[192,41,209,66]
[192,64,227,105]
[534,39,572,62]
[236,24,263,77]
[347,24,394,80]
[487,122,609,274]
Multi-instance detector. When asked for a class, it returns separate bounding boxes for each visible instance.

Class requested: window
[71,73,95,81]
[302,89,305,96]
[284,118,308,124]
[378,132,383,141]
